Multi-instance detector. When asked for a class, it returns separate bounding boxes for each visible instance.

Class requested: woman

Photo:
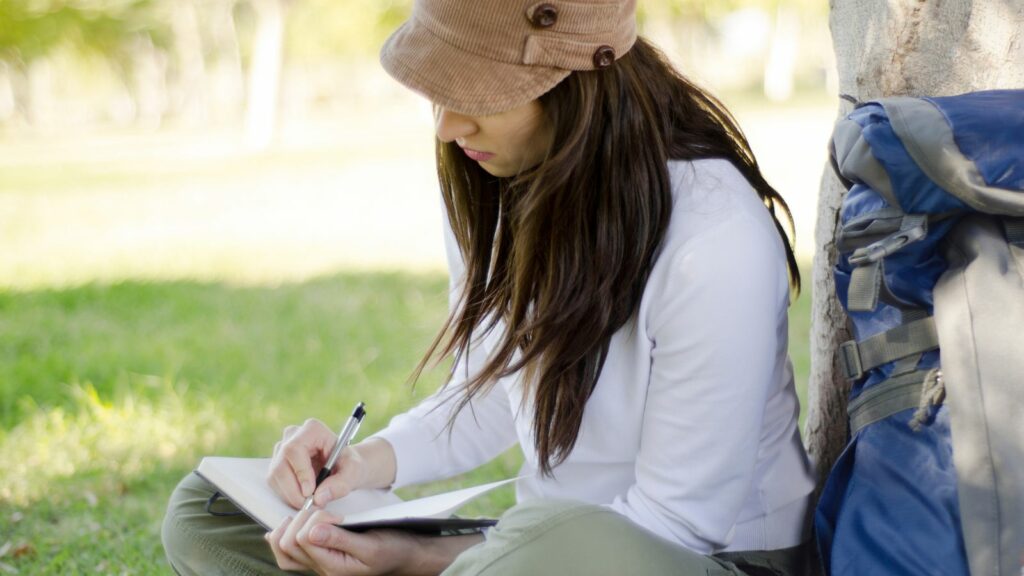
[161,0,816,574]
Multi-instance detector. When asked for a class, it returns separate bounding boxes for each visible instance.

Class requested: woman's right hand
[267,418,371,509]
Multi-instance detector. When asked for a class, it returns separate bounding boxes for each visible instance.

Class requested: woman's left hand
[266,507,422,575]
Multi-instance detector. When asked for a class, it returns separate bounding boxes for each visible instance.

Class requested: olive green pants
[161,472,810,575]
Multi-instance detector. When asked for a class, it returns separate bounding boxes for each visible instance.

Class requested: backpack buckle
[839,340,864,381]
[848,215,928,266]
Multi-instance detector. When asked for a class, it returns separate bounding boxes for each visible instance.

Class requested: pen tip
[353,402,366,419]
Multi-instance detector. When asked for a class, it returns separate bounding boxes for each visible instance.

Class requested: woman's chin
[479,163,511,177]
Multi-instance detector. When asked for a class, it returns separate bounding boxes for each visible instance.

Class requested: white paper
[196,457,515,530]
[341,478,518,524]
[197,457,401,529]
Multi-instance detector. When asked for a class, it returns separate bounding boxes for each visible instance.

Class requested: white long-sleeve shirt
[372,158,816,554]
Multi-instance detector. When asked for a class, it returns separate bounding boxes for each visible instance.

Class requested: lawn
[0,270,812,573]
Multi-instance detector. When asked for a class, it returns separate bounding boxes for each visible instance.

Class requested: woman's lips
[461,147,495,162]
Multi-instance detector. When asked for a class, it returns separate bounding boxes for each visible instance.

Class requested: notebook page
[197,457,400,529]
[341,478,517,525]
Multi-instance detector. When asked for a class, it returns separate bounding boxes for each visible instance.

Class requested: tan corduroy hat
[380,0,637,116]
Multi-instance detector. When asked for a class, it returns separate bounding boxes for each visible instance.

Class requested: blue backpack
[815,90,1024,575]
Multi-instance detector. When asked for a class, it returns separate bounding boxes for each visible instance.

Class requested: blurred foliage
[0,0,829,64]
[284,0,828,60]
[286,0,412,60]
[0,0,832,128]
[0,0,169,62]
[644,0,828,20]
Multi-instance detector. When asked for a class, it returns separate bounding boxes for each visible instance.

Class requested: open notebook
[196,457,514,534]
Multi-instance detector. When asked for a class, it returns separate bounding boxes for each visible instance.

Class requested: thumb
[307,522,352,549]
[301,524,379,572]
[306,523,379,562]
[312,470,357,506]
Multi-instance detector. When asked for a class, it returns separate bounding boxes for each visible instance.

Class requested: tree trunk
[0,61,15,123]
[26,57,55,129]
[763,5,799,102]
[208,0,246,123]
[805,0,1024,489]
[171,0,208,126]
[129,33,168,129]
[245,0,288,150]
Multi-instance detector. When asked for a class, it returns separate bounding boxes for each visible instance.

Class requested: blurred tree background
[0,0,832,144]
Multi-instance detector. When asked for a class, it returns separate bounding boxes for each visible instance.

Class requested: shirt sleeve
[369,211,519,488]
[607,211,789,553]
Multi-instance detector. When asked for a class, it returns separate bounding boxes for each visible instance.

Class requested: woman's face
[434,100,553,177]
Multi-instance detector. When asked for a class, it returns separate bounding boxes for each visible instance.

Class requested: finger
[298,512,368,556]
[296,514,373,573]
[284,419,335,497]
[312,508,344,524]
[270,424,299,462]
[298,510,345,545]
[302,530,370,575]
[313,446,365,506]
[267,435,306,508]
[266,517,308,572]
[312,469,356,507]
[267,458,306,509]
[280,506,318,567]
[281,443,319,500]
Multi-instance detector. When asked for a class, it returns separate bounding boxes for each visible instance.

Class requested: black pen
[301,402,366,511]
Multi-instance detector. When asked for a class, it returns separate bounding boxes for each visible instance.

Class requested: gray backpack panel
[934,215,1024,576]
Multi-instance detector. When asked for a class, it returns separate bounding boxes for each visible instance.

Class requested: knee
[444,499,711,576]
[160,472,220,573]
[443,499,622,575]
[489,498,607,541]
[161,472,281,575]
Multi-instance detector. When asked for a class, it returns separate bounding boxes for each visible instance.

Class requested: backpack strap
[847,369,938,435]
[839,316,939,380]
[1004,217,1024,245]
[934,214,1024,575]
[1006,218,1024,282]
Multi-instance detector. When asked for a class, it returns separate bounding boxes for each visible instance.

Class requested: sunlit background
[0,0,834,572]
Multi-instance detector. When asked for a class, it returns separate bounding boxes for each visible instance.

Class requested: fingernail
[310,525,327,544]
[315,486,331,506]
[302,481,313,497]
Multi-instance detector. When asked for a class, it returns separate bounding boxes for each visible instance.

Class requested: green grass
[0,274,518,573]
[0,270,812,573]
[791,277,813,428]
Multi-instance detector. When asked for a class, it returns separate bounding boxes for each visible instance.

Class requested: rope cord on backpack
[909,368,945,432]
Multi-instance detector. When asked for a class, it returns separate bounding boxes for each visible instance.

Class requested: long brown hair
[414,37,799,476]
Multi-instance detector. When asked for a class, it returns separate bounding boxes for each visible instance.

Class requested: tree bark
[806,0,1024,489]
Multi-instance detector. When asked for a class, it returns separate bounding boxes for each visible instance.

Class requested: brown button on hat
[380,0,637,116]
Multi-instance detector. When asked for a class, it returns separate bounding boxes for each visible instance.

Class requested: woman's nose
[435,108,477,143]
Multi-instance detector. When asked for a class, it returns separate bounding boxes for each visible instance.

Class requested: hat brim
[380,20,571,116]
